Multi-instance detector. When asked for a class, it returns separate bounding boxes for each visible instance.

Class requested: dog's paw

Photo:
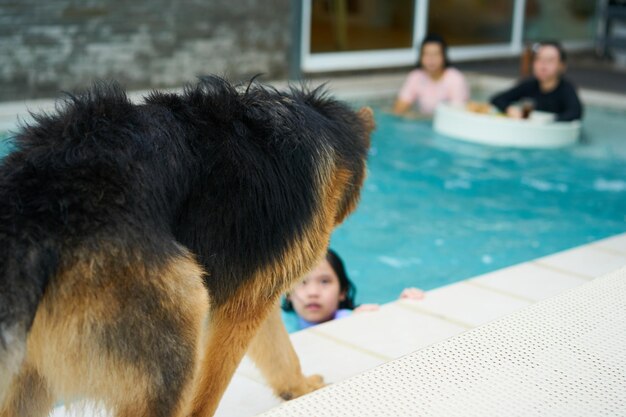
[278,374,326,401]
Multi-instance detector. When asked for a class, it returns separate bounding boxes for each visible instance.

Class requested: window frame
[300,0,592,73]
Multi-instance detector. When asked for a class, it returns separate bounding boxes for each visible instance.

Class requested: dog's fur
[0,77,373,417]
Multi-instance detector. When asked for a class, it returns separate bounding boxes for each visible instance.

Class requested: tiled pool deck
[2,73,624,417]
[257,265,626,417]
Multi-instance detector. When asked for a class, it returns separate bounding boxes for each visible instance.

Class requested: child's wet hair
[282,248,357,312]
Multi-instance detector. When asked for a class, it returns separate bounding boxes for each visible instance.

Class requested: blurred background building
[302,0,597,70]
[0,0,612,101]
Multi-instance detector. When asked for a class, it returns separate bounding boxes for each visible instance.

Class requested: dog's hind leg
[246,301,324,400]
[0,364,53,417]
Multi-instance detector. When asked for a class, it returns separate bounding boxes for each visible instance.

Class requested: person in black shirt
[490,41,583,121]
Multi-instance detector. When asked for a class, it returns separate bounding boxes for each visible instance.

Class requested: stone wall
[0,0,292,101]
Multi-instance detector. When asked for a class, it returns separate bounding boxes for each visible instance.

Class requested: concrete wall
[0,0,292,101]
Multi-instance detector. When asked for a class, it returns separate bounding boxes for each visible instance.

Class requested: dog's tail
[0,238,58,401]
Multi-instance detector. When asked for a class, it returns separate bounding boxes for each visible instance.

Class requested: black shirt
[490,77,583,121]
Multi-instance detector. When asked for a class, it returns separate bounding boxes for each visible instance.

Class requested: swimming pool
[329,105,626,304]
[1,105,625,306]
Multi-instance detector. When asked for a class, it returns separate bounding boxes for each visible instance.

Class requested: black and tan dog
[0,77,373,417]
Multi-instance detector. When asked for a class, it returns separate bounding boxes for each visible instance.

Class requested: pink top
[397,67,469,115]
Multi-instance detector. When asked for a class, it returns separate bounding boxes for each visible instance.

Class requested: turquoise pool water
[2,106,626,307]
[330,105,626,304]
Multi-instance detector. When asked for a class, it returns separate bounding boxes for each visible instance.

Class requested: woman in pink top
[394,34,469,116]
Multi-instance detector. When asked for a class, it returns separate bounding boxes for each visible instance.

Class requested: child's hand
[506,105,523,119]
[399,287,425,300]
[354,304,380,313]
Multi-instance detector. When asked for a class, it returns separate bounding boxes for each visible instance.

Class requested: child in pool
[282,249,424,332]
[394,34,469,118]
[490,41,583,121]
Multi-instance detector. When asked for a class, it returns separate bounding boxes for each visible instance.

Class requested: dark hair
[533,40,567,63]
[282,248,357,312]
[416,33,451,68]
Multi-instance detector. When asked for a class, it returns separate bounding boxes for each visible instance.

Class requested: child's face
[533,45,564,83]
[289,259,345,324]
[421,43,445,75]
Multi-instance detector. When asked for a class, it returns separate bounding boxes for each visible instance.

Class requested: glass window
[427,0,515,46]
[524,0,596,41]
[310,0,415,53]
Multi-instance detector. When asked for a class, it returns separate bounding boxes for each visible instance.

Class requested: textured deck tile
[312,302,469,359]
[593,232,626,255]
[215,374,280,417]
[414,281,532,327]
[535,245,626,278]
[257,267,626,417]
[471,262,589,301]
